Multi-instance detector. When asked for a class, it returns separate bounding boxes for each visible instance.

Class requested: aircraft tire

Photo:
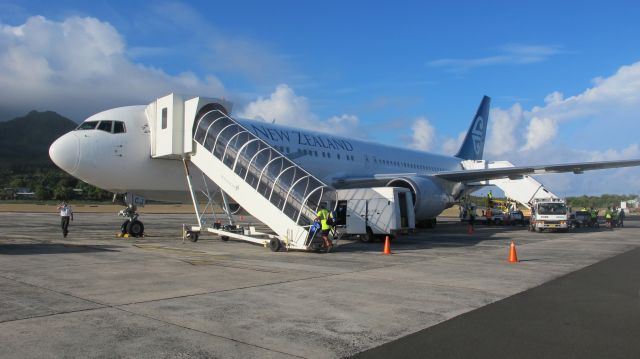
[269,238,281,252]
[126,220,144,237]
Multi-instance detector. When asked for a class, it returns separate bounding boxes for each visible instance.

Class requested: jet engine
[386,176,454,221]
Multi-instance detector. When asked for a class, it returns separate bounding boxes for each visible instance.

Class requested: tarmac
[0,211,639,358]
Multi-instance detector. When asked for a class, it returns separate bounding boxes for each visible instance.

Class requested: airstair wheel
[269,238,281,252]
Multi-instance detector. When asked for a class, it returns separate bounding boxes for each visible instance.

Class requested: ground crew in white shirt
[57,202,74,238]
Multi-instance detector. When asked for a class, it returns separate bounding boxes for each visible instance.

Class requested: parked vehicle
[529,198,569,232]
[572,210,592,228]
[509,210,526,226]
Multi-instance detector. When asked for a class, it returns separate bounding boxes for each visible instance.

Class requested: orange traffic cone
[508,241,518,263]
[382,235,392,255]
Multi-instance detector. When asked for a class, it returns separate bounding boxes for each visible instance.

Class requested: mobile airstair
[462,160,558,208]
[147,94,336,251]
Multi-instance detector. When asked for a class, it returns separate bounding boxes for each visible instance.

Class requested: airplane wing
[331,159,640,187]
[434,159,640,182]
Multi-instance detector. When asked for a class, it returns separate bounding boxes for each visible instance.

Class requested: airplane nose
[49,134,80,174]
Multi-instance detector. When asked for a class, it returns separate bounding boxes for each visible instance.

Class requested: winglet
[455,96,491,160]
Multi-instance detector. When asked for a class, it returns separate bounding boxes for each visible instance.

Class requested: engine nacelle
[386,176,454,220]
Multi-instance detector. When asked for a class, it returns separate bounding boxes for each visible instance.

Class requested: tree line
[0,167,112,201]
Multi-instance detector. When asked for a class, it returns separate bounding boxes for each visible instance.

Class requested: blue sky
[1,0,639,195]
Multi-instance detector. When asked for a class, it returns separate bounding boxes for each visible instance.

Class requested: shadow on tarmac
[0,243,124,255]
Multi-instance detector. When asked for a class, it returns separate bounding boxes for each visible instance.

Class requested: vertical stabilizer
[455,96,491,160]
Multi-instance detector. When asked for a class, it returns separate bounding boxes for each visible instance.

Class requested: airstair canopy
[193,108,337,228]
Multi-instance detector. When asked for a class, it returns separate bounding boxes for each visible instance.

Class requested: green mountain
[0,111,77,170]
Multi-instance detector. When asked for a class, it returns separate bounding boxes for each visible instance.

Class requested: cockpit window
[97,121,112,133]
[113,121,126,134]
[76,121,98,130]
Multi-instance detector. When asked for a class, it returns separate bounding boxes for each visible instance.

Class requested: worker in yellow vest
[315,203,334,252]
[604,207,613,229]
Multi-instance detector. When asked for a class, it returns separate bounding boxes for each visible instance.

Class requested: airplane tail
[455,96,491,160]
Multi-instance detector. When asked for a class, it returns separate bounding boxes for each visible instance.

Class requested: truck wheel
[126,220,144,237]
[361,227,374,243]
[269,238,281,252]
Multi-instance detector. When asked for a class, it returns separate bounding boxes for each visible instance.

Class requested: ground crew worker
[619,208,625,227]
[590,207,598,227]
[56,201,74,238]
[604,207,613,229]
[487,190,493,207]
[315,204,333,252]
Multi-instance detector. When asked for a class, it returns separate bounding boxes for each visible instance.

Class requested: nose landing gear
[119,204,145,237]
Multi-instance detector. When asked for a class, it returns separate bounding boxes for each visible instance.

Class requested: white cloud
[428,44,565,73]
[441,131,466,155]
[409,117,436,151]
[0,16,225,120]
[478,61,640,194]
[485,104,523,156]
[521,117,558,151]
[496,60,640,152]
[238,84,362,136]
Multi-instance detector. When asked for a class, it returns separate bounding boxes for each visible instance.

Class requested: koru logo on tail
[471,115,484,155]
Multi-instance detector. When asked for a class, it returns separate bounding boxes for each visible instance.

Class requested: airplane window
[337,154,341,160]
[97,121,112,133]
[76,121,98,130]
[113,121,126,134]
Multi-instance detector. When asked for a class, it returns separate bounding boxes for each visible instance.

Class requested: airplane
[49,95,640,239]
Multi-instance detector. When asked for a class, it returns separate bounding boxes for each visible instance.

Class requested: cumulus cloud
[238,84,362,136]
[408,117,436,151]
[0,16,225,120]
[521,117,558,151]
[441,131,466,155]
[485,104,524,156]
[496,60,640,152]
[398,60,640,195]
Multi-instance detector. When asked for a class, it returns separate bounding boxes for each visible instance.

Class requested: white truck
[528,197,569,232]
[334,187,415,242]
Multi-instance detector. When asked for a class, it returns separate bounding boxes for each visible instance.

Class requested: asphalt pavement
[352,246,640,359]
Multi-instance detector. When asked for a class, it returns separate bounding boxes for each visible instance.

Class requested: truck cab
[529,197,569,232]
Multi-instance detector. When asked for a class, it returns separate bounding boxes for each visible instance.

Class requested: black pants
[61,216,70,236]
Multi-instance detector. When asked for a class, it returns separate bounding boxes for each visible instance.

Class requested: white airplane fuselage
[50,105,464,219]
[49,96,640,223]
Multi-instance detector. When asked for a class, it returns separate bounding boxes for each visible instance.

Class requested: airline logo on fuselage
[472,115,484,156]
[248,124,354,152]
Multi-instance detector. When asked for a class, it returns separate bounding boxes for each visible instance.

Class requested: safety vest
[317,209,331,230]
[605,211,612,219]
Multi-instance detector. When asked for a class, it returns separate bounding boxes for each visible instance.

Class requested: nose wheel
[118,204,145,237]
